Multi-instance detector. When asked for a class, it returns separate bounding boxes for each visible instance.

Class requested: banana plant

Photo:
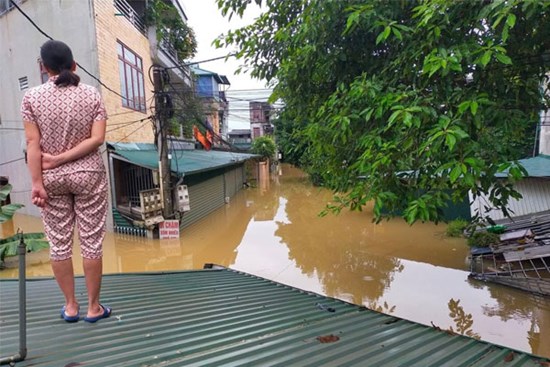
[0,184,49,267]
[0,184,23,223]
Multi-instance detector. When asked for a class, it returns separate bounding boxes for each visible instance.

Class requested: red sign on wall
[159,220,180,239]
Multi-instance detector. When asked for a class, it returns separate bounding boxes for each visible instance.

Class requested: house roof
[1,267,548,366]
[496,155,550,178]
[107,142,257,175]
[191,66,230,85]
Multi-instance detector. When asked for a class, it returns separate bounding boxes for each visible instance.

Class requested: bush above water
[467,231,500,248]
[445,219,469,237]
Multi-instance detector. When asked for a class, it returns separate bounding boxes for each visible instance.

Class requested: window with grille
[117,41,146,112]
[18,76,28,91]
[0,0,22,16]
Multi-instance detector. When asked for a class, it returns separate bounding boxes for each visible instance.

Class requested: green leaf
[0,236,48,262]
[0,232,47,245]
[450,165,462,184]
[0,184,12,201]
[458,101,470,114]
[0,204,24,223]
[502,25,509,42]
[388,110,401,125]
[376,31,385,45]
[481,51,492,66]
[392,27,402,40]
[383,26,391,40]
[428,64,441,77]
[464,157,479,167]
[495,53,512,65]
[446,134,457,151]
[345,11,359,31]
[470,101,478,115]
[506,13,516,28]
[492,13,506,29]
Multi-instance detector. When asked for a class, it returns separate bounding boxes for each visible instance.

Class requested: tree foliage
[146,0,197,61]
[216,0,550,224]
[251,136,277,160]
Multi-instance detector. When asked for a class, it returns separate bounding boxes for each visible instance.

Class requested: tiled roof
[1,267,548,366]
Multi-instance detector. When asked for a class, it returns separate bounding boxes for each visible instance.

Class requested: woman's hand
[41,152,63,170]
[31,184,48,208]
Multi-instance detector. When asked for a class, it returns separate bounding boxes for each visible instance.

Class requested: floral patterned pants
[41,171,107,261]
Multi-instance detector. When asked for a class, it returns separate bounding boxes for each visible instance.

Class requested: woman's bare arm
[24,121,48,207]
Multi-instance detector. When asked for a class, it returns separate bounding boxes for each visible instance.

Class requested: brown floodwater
[1,164,549,358]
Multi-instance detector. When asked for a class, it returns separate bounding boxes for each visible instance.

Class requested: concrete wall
[0,0,99,216]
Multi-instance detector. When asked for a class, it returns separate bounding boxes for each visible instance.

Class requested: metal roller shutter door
[235,165,245,192]
[224,165,246,199]
[224,166,238,198]
[180,175,224,229]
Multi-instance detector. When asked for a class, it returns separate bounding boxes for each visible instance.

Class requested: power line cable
[106,115,153,133]
[163,54,237,70]
[0,127,24,131]
[0,157,25,167]
[1,117,153,165]
[101,118,153,154]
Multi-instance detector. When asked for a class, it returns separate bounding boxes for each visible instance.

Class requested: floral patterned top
[21,75,108,175]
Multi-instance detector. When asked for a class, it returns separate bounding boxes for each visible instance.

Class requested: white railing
[160,33,178,62]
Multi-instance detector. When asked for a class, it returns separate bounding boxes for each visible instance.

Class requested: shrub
[445,219,469,237]
[467,231,500,248]
[251,136,277,161]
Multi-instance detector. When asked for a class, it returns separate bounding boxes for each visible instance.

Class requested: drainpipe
[0,231,27,365]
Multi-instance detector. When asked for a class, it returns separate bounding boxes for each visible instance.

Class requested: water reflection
[447,298,481,339]
[1,164,549,358]
[478,281,550,356]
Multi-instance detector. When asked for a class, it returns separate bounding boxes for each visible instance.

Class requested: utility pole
[153,66,173,219]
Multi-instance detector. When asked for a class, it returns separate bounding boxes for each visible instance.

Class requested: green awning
[107,142,258,175]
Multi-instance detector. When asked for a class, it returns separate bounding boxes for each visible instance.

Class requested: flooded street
[1,164,549,358]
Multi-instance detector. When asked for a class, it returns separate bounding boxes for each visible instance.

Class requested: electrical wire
[106,115,154,133]
[163,54,237,70]
[0,127,24,131]
[0,157,25,167]
[101,118,153,154]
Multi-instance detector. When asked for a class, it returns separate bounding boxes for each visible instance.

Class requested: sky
[182,1,273,131]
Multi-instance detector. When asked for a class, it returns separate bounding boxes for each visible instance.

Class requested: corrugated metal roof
[496,155,550,178]
[107,142,257,175]
[1,267,548,367]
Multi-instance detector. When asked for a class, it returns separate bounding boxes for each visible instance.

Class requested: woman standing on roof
[21,40,112,323]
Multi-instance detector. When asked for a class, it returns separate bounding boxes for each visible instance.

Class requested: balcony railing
[114,0,147,35]
[160,33,178,62]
